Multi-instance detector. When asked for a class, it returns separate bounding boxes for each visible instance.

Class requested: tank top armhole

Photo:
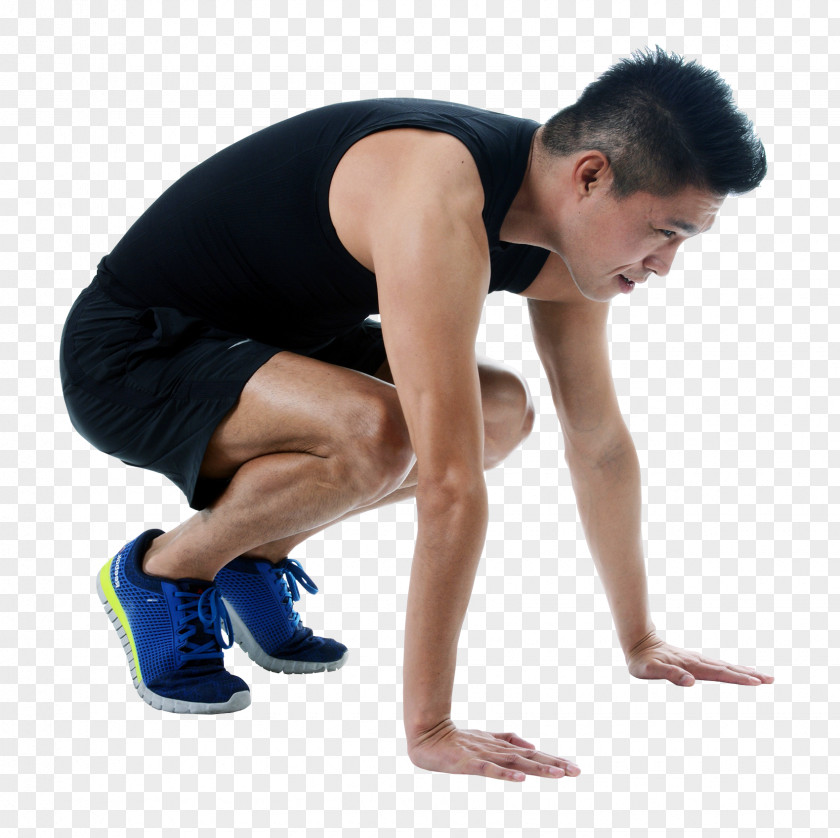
[314,121,493,279]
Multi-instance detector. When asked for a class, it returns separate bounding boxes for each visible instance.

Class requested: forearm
[403,479,489,738]
[567,441,655,657]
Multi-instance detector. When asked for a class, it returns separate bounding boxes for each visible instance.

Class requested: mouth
[616,274,635,293]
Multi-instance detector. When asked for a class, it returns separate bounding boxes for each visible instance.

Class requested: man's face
[558,185,724,302]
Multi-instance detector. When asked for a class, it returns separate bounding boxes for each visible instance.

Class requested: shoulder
[342,128,487,243]
[331,128,486,274]
[365,128,485,204]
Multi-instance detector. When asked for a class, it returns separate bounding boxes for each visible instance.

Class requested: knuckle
[474,759,492,776]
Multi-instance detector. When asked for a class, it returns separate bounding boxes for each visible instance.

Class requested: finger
[518,751,582,777]
[721,664,774,683]
[686,662,765,686]
[702,657,774,683]
[489,751,571,779]
[634,658,695,685]
[654,661,695,686]
[488,737,582,776]
[491,731,536,749]
[467,758,528,783]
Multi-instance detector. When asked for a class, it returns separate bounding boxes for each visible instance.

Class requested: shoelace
[269,558,319,630]
[175,586,235,661]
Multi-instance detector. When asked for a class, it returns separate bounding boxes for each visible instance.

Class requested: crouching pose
[61,47,772,782]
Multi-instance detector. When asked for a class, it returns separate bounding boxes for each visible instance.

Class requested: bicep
[528,296,631,462]
[369,146,490,487]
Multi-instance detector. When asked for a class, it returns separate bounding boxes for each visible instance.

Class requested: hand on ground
[626,630,774,687]
[407,719,581,783]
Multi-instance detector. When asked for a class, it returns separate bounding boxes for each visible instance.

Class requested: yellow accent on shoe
[98,557,143,684]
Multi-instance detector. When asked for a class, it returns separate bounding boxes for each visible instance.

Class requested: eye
[660,229,677,239]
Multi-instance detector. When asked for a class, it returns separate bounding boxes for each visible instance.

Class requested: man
[60,47,773,782]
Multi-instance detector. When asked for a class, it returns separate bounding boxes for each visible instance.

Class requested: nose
[645,245,679,278]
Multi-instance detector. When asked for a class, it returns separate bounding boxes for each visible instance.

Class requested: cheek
[589,227,621,261]
[612,233,647,264]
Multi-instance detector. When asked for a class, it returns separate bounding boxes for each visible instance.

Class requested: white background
[3,1,837,835]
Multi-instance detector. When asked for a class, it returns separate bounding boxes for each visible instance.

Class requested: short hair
[540,46,767,199]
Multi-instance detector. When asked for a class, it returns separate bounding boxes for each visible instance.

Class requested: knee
[343,391,415,502]
[482,366,535,468]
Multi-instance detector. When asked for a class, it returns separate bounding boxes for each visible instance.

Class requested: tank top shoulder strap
[312,98,541,249]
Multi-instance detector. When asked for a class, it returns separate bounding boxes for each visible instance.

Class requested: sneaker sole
[223,597,349,675]
[95,562,251,715]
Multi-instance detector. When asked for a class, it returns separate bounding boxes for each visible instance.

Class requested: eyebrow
[665,219,699,235]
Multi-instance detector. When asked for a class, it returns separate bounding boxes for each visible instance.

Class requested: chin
[568,267,614,302]
[575,282,612,303]
[569,274,592,300]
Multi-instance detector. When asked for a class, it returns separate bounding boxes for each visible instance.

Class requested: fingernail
[549,767,564,776]
[514,772,526,781]
[749,676,761,684]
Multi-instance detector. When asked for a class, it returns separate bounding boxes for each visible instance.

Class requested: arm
[528,294,655,655]
[369,135,489,736]
[366,134,577,781]
[529,290,774,686]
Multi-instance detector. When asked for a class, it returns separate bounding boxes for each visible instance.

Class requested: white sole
[223,597,349,675]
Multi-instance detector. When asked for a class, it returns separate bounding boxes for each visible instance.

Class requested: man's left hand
[626,630,774,687]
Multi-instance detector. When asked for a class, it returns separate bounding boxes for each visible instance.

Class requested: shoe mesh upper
[216,560,297,649]
[108,530,248,701]
[216,557,348,663]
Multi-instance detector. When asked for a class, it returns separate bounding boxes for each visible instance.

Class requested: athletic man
[60,48,773,782]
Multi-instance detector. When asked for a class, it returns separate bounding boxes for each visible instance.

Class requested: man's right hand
[406,719,581,783]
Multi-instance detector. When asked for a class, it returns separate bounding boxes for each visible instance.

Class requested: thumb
[635,658,695,686]
[657,663,695,686]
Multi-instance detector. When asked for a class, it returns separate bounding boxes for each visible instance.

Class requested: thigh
[372,353,530,416]
[200,351,401,479]
[373,352,533,461]
[203,346,531,481]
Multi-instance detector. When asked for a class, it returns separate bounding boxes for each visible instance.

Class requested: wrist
[623,624,659,661]
[404,716,454,747]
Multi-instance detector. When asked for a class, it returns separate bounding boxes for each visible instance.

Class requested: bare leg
[142,352,415,581]
[142,451,391,580]
[240,355,533,562]
[241,460,421,562]
[142,351,533,580]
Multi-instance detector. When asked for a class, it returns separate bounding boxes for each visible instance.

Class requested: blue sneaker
[95,529,251,714]
[215,556,349,674]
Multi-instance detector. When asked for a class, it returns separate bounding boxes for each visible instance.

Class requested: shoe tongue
[173,578,215,596]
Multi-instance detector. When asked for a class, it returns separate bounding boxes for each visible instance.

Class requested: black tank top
[97,98,551,352]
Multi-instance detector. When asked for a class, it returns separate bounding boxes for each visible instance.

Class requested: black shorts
[59,278,387,510]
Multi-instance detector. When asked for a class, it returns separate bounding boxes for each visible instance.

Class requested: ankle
[239,549,289,565]
[142,537,214,582]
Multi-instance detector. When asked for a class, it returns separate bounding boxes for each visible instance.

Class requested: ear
[572,151,613,197]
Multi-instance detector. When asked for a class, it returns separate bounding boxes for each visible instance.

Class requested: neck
[499,126,559,250]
